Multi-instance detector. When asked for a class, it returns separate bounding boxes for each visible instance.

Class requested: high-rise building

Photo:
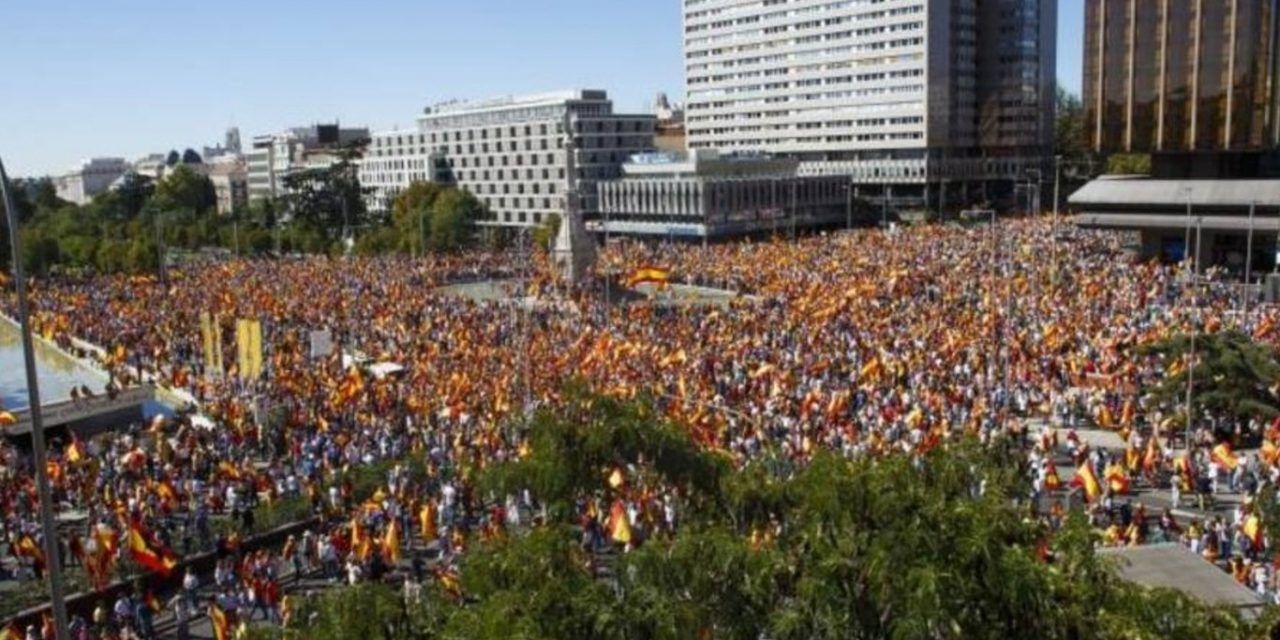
[1083,0,1280,156]
[363,90,655,227]
[246,124,368,202]
[682,0,1055,210]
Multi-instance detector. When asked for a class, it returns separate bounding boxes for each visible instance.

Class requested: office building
[682,0,1056,211]
[413,90,656,226]
[1083,0,1280,156]
[1072,0,1280,274]
[596,149,853,239]
[358,130,450,215]
[54,158,129,205]
[246,124,368,202]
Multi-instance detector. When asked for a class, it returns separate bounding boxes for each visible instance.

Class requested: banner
[235,319,264,380]
[309,329,334,360]
[236,319,251,380]
[212,316,224,376]
[200,312,215,377]
[248,319,264,379]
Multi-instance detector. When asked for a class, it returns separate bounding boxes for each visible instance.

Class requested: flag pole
[0,156,70,639]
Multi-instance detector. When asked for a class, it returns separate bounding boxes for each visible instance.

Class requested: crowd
[1,218,1280,637]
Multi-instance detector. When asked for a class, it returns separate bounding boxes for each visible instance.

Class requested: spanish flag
[382,520,402,564]
[209,603,231,640]
[127,523,178,576]
[0,623,21,640]
[625,266,671,288]
[1142,437,1161,472]
[65,435,87,464]
[607,500,632,545]
[1244,515,1265,551]
[1070,462,1102,503]
[0,411,15,427]
[1104,463,1130,495]
[15,535,45,572]
[1211,443,1239,471]
[436,568,462,601]
[1043,460,1061,491]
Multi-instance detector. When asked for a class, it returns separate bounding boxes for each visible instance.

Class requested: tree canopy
[261,387,1270,640]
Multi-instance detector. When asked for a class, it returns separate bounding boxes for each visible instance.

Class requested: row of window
[687,19,922,50]
[686,2,922,35]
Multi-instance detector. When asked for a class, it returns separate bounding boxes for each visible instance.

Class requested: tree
[1106,153,1152,176]
[1140,331,1280,429]
[533,212,561,251]
[151,165,216,216]
[1055,85,1087,163]
[391,181,446,254]
[281,160,369,245]
[181,148,203,165]
[283,387,1263,639]
[165,150,180,167]
[428,188,481,252]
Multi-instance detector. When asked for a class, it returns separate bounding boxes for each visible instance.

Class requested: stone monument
[551,112,597,285]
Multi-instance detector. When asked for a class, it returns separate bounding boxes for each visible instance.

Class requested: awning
[1073,213,1280,232]
[1069,177,1280,208]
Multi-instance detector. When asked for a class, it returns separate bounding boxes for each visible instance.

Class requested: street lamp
[0,158,70,640]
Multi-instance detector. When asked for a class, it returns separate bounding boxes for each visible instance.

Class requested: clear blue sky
[0,0,1085,178]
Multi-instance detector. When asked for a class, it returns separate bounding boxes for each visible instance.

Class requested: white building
[682,0,1056,211]
[358,130,449,215]
[246,124,368,202]
[362,90,656,227]
[54,158,129,205]
[207,155,248,215]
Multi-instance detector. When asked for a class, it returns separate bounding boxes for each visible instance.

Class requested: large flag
[382,520,402,564]
[1211,443,1239,471]
[65,434,87,464]
[127,523,178,576]
[1104,463,1130,495]
[209,603,231,640]
[14,535,45,573]
[625,266,671,288]
[1070,462,1102,503]
[607,500,632,545]
[1244,515,1265,551]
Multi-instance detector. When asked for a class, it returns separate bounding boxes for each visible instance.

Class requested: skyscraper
[1083,0,1280,155]
[682,0,1055,210]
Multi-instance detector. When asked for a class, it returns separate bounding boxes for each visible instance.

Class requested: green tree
[391,181,447,253]
[533,212,561,251]
[1106,153,1152,175]
[428,188,481,252]
[151,165,216,216]
[1055,85,1087,163]
[281,160,369,245]
[1140,331,1280,426]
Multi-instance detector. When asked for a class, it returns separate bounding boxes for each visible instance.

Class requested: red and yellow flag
[209,603,231,640]
[1071,463,1102,503]
[1211,443,1239,471]
[607,500,632,545]
[127,523,178,576]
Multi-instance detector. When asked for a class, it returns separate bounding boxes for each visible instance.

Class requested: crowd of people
[2,217,1280,637]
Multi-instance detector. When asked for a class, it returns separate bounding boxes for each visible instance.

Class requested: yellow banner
[236,319,251,380]
[248,320,264,379]
[199,312,215,377]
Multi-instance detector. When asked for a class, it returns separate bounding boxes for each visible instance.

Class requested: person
[182,567,199,610]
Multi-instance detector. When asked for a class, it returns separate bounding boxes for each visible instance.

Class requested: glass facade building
[1084,0,1280,154]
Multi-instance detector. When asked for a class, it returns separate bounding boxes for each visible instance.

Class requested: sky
[1,0,1085,178]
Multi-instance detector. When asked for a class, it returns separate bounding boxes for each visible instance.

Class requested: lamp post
[0,157,70,640]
